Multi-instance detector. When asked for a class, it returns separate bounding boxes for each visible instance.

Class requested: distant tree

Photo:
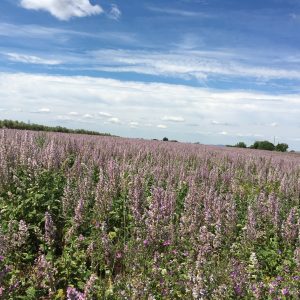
[250,141,260,149]
[235,142,247,148]
[0,119,111,136]
[275,143,289,152]
[250,140,275,151]
[162,137,169,141]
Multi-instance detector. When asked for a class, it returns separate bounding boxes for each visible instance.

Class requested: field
[0,129,300,299]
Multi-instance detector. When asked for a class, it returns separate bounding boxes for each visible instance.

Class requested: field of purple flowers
[0,129,300,299]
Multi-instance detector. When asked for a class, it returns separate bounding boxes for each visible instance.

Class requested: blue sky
[0,0,300,149]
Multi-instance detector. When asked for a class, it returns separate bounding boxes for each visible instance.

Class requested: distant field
[0,129,299,299]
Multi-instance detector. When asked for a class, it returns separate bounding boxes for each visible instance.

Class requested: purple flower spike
[67,286,85,300]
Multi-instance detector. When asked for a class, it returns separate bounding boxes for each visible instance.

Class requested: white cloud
[89,49,300,82]
[211,120,232,126]
[270,122,278,127]
[0,72,300,148]
[157,124,167,129]
[108,4,121,20]
[57,115,72,121]
[20,0,103,21]
[5,52,61,65]
[236,132,264,138]
[129,121,139,128]
[68,111,79,116]
[98,111,112,118]
[147,6,207,17]
[83,113,93,119]
[108,117,121,124]
[161,115,185,122]
[219,131,228,135]
[5,46,300,83]
[0,22,136,44]
[36,108,51,113]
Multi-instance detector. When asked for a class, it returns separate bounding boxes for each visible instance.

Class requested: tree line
[0,119,111,136]
[230,140,289,152]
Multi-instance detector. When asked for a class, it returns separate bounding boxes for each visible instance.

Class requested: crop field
[0,129,300,299]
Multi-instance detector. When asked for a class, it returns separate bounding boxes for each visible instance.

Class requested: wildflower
[16,220,29,247]
[35,254,57,294]
[268,281,278,294]
[87,241,95,257]
[0,265,11,281]
[292,275,300,281]
[245,206,257,240]
[74,198,85,225]
[84,274,97,298]
[45,212,55,246]
[78,234,85,243]
[0,287,4,297]
[67,286,85,300]
[251,282,264,299]
[281,288,289,296]
[163,240,171,246]
[281,207,298,244]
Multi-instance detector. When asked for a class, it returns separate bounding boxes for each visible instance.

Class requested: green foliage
[275,143,289,152]
[162,137,169,141]
[34,134,47,148]
[251,140,276,151]
[235,142,247,148]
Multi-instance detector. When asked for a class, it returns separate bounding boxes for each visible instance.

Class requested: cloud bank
[20,0,103,21]
[0,72,299,148]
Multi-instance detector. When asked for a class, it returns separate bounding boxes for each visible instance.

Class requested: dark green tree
[235,142,247,148]
[250,141,275,151]
[275,143,289,152]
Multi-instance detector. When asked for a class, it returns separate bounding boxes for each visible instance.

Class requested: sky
[0,0,300,149]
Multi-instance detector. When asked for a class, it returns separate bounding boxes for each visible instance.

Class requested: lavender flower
[45,212,55,246]
[0,287,4,297]
[84,274,97,298]
[67,287,85,300]
[282,207,299,243]
[12,220,30,248]
[245,205,257,240]
[281,287,289,296]
[35,254,57,294]
[74,198,85,226]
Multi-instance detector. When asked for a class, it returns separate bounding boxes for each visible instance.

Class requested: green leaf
[25,287,36,299]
